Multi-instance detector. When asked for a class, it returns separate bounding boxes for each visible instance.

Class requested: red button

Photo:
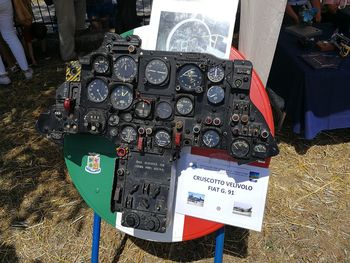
[137,137,144,151]
[175,132,182,147]
[63,98,71,111]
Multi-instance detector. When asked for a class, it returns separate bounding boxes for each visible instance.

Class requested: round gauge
[156,101,173,119]
[231,139,250,158]
[121,126,137,143]
[178,65,203,91]
[202,130,220,148]
[207,65,225,83]
[120,112,133,122]
[155,130,171,147]
[207,86,225,105]
[109,128,118,137]
[113,56,137,82]
[93,55,109,74]
[87,79,109,103]
[254,144,267,153]
[145,59,169,85]
[134,100,152,118]
[176,97,193,115]
[110,85,133,110]
[108,114,119,126]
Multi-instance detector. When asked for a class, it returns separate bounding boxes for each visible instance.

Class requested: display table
[267,23,350,139]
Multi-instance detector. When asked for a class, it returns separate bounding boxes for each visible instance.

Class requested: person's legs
[0,55,6,74]
[0,56,11,84]
[53,0,76,61]
[0,1,29,72]
[75,0,87,31]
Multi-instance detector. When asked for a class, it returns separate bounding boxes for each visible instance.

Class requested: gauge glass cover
[135,101,152,118]
[156,101,173,119]
[155,130,171,147]
[178,65,203,91]
[110,85,133,110]
[121,126,137,143]
[93,55,109,74]
[231,139,250,158]
[202,130,220,148]
[87,79,109,103]
[207,65,225,83]
[176,97,193,115]
[113,56,137,82]
[254,144,267,153]
[207,86,225,105]
[108,114,119,126]
[145,59,169,85]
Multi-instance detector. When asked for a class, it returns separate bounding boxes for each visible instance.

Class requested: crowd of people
[0,0,140,85]
[0,0,349,85]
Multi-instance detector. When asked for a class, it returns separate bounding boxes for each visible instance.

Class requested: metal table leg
[214,226,225,263]
[91,212,101,263]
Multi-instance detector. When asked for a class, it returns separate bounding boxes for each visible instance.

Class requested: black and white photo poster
[147,0,239,59]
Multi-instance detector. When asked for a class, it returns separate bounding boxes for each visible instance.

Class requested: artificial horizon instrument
[37,34,279,234]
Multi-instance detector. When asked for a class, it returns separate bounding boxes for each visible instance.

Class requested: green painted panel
[64,134,117,225]
[64,30,133,226]
[63,30,134,227]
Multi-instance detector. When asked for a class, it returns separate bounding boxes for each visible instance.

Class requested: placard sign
[175,153,270,231]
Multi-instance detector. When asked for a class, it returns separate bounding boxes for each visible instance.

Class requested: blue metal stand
[214,227,225,263]
[90,212,225,263]
[91,212,101,263]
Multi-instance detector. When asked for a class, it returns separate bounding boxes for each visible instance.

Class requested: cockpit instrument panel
[37,34,279,234]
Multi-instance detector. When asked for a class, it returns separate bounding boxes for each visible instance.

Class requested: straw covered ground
[0,57,349,263]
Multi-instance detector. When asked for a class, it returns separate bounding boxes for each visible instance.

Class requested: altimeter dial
[145,59,169,85]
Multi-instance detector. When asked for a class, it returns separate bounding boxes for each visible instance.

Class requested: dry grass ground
[0,57,349,263]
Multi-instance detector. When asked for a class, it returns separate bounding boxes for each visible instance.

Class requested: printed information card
[175,153,270,231]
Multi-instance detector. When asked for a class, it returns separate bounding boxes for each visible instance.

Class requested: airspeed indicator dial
[121,126,137,143]
[114,56,137,82]
[87,79,109,103]
[155,130,171,147]
[110,85,133,110]
[156,101,173,119]
[207,65,225,83]
[231,138,250,158]
[93,55,109,74]
[145,59,169,85]
[207,86,225,105]
[176,97,193,116]
[178,65,203,91]
[202,130,220,148]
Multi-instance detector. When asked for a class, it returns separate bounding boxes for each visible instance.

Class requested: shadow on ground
[112,226,249,262]
[275,118,350,155]
[0,57,89,261]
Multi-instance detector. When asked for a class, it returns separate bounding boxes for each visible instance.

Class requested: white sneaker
[23,68,33,80]
[0,74,11,85]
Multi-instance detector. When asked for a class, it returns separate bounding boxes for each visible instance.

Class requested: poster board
[146,0,239,59]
